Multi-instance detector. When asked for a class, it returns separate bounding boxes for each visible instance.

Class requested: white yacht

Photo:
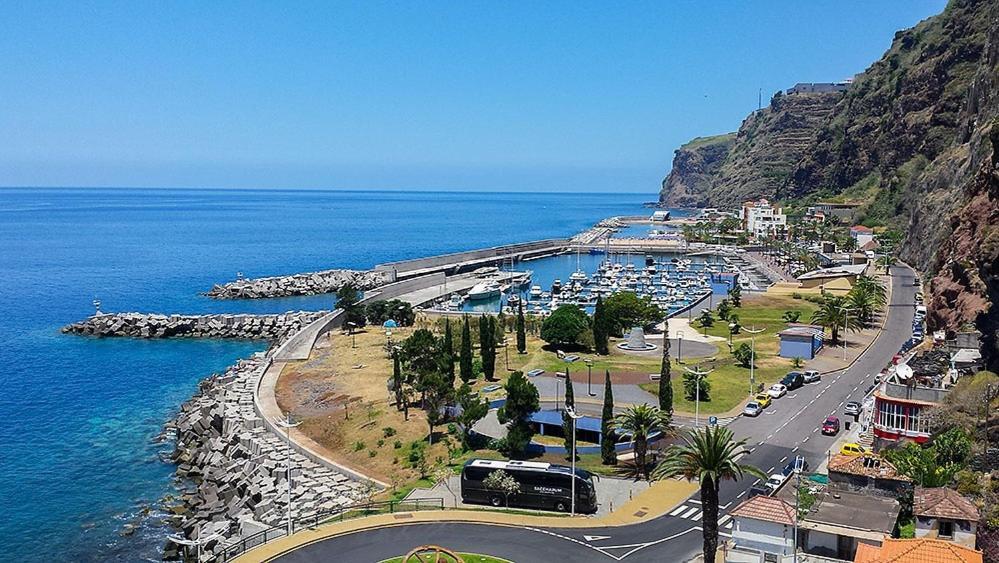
[468,280,501,300]
[529,285,543,298]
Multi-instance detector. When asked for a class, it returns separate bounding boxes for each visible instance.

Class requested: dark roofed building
[914,487,980,549]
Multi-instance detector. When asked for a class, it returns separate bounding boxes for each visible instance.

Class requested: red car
[822,416,840,435]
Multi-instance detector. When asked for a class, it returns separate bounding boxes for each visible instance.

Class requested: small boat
[569,270,588,284]
[529,285,543,298]
[552,279,563,294]
[468,280,501,300]
[507,294,521,307]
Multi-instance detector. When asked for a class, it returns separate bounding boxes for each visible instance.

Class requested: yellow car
[840,443,869,456]
[754,394,772,409]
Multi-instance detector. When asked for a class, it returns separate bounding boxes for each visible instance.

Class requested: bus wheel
[490,496,503,507]
[555,501,568,512]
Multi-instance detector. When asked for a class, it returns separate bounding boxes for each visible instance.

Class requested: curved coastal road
[273,265,917,563]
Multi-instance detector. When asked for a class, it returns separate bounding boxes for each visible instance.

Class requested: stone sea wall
[204,269,390,299]
[61,312,327,340]
[164,355,367,559]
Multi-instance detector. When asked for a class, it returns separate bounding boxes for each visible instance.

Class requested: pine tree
[516,300,527,354]
[593,295,609,355]
[442,318,455,387]
[482,316,497,381]
[659,316,673,416]
[601,370,616,465]
[460,315,474,383]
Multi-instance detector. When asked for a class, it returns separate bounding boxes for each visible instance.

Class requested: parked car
[768,383,788,399]
[781,455,809,477]
[845,401,862,416]
[781,371,804,390]
[764,473,787,493]
[803,370,821,383]
[743,402,763,417]
[822,416,840,435]
[840,443,869,456]
[754,394,772,409]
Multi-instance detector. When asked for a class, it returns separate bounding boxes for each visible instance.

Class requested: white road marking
[752,479,761,486]
[779,456,788,464]
[583,535,611,541]
[680,506,699,519]
[718,515,732,527]
[792,446,799,453]
[689,510,702,521]
[689,499,702,505]
[721,501,732,509]
[812,427,818,433]
[767,466,775,473]
[669,505,688,516]
[736,490,747,499]
[803,436,809,443]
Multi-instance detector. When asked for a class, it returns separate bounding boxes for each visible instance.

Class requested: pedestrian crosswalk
[667,502,733,530]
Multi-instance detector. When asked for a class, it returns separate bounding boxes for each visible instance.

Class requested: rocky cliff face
[659,92,841,208]
[658,0,999,368]
[660,134,734,207]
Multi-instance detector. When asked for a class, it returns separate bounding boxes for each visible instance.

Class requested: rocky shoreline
[163,355,369,560]
[61,312,327,340]
[204,269,390,299]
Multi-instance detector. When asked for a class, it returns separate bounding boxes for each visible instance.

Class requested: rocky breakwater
[61,312,327,340]
[164,355,368,560]
[204,269,390,299]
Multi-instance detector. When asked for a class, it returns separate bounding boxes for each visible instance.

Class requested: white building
[741,198,787,238]
[726,495,797,561]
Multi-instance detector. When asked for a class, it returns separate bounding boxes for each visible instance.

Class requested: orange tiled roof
[853,538,982,563]
[914,487,980,522]
[729,495,795,526]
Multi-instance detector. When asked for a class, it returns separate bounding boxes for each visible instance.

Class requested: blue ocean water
[0,188,651,562]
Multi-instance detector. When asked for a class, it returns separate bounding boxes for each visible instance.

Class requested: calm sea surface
[0,188,652,561]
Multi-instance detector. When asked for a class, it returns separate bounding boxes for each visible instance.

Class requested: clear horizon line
[0,185,661,196]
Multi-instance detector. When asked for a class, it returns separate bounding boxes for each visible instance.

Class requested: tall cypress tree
[659,315,673,416]
[601,370,616,465]
[392,351,404,411]
[562,370,576,458]
[516,300,527,354]
[442,318,455,387]
[593,295,609,355]
[482,316,497,381]
[460,315,474,383]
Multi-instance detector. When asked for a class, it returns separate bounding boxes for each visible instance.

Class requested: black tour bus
[460,459,597,513]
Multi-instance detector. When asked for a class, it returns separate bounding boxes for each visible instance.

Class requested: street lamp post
[743,326,766,396]
[677,330,684,364]
[276,414,303,537]
[684,365,715,428]
[585,359,594,396]
[565,406,583,516]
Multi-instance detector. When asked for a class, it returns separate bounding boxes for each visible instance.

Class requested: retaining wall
[374,239,568,280]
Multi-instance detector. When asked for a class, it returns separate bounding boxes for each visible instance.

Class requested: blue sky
[0,1,946,193]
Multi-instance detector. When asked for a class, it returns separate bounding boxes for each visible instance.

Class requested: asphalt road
[274,265,917,563]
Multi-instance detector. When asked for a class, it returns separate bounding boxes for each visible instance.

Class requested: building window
[939,520,954,539]
[878,400,906,431]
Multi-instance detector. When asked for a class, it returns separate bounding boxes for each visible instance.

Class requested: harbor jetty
[61,312,327,340]
[205,269,390,299]
[165,355,368,560]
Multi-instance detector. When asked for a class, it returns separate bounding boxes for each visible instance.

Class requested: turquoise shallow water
[0,188,651,561]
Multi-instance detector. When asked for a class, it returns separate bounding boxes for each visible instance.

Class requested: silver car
[845,401,862,416]
[803,370,821,383]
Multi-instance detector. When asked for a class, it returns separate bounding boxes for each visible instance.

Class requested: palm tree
[652,426,765,563]
[612,404,670,479]
[853,275,887,307]
[848,275,887,328]
[878,254,897,275]
[810,295,861,345]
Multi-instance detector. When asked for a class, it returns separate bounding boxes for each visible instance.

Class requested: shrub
[791,292,802,300]
[368,450,377,458]
[383,427,397,438]
[353,441,366,452]
[394,440,403,449]
[377,439,385,448]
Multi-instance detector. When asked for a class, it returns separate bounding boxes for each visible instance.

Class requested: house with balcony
[741,198,787,239]
[872,360,960,448]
